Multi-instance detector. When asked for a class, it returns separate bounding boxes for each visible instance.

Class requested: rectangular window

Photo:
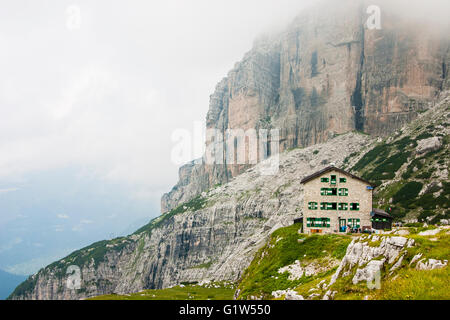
[320,202,327,210]
[339,177,347,183]
[348,218,361,228]
[338,188,349,196]
[330,175,337,185]
[307,217,330,228]
[338,203,348,210]
[308,202,318,210]
[321,188,338,196]
[350,203,360,211]
[326,202,337,210]
[321,177,329,183]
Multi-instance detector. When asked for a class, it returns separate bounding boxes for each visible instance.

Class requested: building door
[339,218,346,233]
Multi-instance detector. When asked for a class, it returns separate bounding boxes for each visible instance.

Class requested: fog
[0,0,314,274]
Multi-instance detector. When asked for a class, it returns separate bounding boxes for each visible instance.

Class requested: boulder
[352,259,385,285]
[416,137,442,154]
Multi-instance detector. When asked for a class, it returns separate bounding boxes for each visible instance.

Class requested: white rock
[352,259,385,285]
[416,137,442,154]
[409,253,423,266]
[416,259,448,270]
[285,290,304,300]
[418,229,441,236]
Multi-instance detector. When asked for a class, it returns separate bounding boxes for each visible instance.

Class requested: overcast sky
[0,0,315,204]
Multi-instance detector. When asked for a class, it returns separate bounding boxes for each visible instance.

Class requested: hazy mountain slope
[343,91,450,222]
[0,270,27,300]
[9,131,373,300]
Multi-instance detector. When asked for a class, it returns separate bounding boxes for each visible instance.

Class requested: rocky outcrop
[329,235,414,287]
[278,258,339,281]
[272,289,304,300]
[162,0,450,213]
[416,137,443,155]
[416,258,448,270]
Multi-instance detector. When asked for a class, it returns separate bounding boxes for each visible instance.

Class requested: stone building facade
[301,166,375,234]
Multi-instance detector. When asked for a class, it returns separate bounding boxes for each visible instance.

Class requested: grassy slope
[89,283,235,300]
[236,224,352,300]
[236,224,449,300]
[342,102,449,222]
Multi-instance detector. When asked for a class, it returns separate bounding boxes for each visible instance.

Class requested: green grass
[371,267,450,300]
[89,284,235,300]
[326,231,450,300]
[134,195,208,236]
[236,224,351,300]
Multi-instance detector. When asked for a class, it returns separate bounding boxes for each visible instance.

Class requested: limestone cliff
[162,0,450,213]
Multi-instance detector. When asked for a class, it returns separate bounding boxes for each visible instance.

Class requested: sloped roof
[300,166,376,187]
[371,208,392,219]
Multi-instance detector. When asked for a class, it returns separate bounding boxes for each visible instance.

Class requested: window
[321,188,338,196]
[320,202,337,210]
[339,177,347,183]
[321,177,329,183]
[308,202,318,210]
[338,188,349,196]
[338,203,348,210]
[307,217,330,228]
[348,218,361,228]
[327,202,337,210]
[350,203,360,211]
[330,175,337,185]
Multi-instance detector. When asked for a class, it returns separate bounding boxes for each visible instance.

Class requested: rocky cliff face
[162,0,450,213]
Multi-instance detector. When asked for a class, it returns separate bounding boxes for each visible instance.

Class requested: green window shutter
[321,188,326,196]
[321,178,329,183]
[339,188,349,196]
[338,203,348,210]
[350,203,360,211]
[308,202,318,210]
[320,202,326,210]
[339,178,347,183]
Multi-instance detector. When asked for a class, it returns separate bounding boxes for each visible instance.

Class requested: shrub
[392,182,424,206]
